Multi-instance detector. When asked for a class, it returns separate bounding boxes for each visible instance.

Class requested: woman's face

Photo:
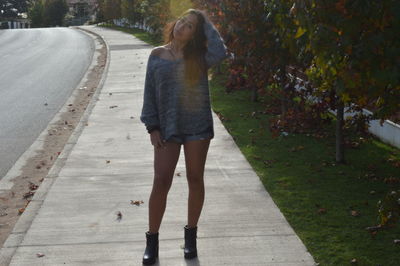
[173,13,198,43]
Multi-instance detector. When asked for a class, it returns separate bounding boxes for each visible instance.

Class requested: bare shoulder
[151,46,168,57]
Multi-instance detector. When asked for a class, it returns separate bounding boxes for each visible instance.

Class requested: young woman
[140,8,229,265]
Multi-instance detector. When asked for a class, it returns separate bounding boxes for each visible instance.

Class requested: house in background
[0,11,30,29]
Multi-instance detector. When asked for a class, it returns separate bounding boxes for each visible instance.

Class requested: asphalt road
[0,27,94,180]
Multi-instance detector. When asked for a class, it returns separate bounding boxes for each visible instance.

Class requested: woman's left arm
[203,19,230,69]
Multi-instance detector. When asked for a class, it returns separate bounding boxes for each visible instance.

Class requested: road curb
[0,26,110,265]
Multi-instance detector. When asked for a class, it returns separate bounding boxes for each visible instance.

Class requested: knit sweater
[140,19,229,142]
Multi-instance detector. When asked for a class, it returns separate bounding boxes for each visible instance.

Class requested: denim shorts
[165,126,214,144]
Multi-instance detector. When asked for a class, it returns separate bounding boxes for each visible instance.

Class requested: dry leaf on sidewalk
[131,200,144,206]
[116,211,122,221]
[29,182,38,190]
[23,191,35,199]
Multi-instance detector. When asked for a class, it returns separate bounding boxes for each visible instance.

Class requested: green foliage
[42,0,68,27]
[121,0,143,25]
[27,0,68,27]
[27,0,44,27]
[141,0,170,36]
[290,0,400,121]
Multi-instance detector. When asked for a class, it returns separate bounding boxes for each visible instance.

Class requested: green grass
[98,23,163,47]
[209,67,400,266]
[98,24,400,266]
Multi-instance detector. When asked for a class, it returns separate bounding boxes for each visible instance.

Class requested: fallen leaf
[317,208,327,214]
[263,159,276,167]
[351,210,360,217]
[116,211,122,221]
[131,200,144,206]
[106,160,111,164]
[365,225,382,232]
[29,182,38,191]
[351,258,357,264]
[23,191,35,199]
[36,253,45,258]
[18,208,25,215]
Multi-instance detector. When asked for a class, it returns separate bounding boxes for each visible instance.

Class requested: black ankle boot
[142,231,159,265]
[184,225,197,259]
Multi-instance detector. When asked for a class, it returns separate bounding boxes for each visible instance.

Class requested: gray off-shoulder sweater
[140,19,229,142]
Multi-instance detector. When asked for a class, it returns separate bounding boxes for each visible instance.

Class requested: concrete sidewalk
[1,25,316,265]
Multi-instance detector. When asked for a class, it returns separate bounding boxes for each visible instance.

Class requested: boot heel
[184,225,198,259]
[142,231,159,265]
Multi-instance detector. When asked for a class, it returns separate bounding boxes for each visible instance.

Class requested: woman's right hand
[150,130,166,149]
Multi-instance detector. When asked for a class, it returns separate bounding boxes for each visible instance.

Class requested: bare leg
[148,140,181,233]
[183,138,211,228]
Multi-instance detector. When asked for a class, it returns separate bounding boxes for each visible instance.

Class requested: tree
[121,0,145,26]
[94,0,105,23]
[195,0,399,163]
[0,0,28,19]
[104,0,121,22]
[27,0,44,27]
[27,0,67,27]
[42,0,67,27]
[290,0,400,162]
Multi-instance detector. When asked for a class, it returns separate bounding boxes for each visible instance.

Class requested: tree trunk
[336,98,345,163]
